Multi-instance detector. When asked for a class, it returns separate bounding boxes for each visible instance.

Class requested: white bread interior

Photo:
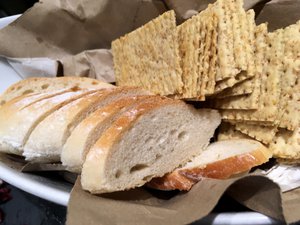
[0,89,94,155]
[148,139,272,191]
[61,95,152,173]
[81,96,220,194]
[23,87,149,162]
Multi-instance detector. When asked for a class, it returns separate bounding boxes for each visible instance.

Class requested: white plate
[0,15,72,206]
[0,15,279,224]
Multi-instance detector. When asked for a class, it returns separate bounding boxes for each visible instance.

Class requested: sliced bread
[148,139,272,191]
[0,77,114,106]
[81,97,220,194]
[61,95,152,173]
[0,89,95,155]
[23,87,149,163]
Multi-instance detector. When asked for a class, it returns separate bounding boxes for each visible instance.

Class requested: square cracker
[179,3,217,100]
[177,5,216,100]
[112,11,183,96]
[199,6,217,98]
[270,128,300,159]
[276,23,300,130]
[214,9,256,92]
[177,13,201,99]
[214,77,254,98]
[221,27,283,119]
[211,23,268,109]
[217,122,252,141]
[196,7,213,100]
[204,12,218,95]
[214,0,237,81]
[278,66,300,130]
[235,123,277,144]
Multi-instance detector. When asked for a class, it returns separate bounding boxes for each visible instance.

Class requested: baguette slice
[23,87,149,163]
[0,89,95,155]
[0,77,114,106]
[62,95,152,173]
[148,139,272,191]
[81,97,220,194]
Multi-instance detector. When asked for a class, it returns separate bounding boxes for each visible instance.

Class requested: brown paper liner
[66,174,288,225]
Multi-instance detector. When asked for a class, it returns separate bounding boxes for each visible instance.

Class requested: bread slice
[81,97,220,193]
[23,87,149,162]
[147,139,272,191]
[0,77,114,106]
[0,89,96,155]
[62,95,152,173]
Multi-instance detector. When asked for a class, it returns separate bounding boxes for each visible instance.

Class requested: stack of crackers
[112,0,255,100]
[217,21,300,161]
[111,0,300,161]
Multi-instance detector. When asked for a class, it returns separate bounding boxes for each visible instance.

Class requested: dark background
[0,0,37,18]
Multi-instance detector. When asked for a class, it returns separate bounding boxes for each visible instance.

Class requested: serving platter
[0,14,280,225]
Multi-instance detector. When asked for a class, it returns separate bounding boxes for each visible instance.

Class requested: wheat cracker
[214,0,237,81]
[214,77,254,98]
[199,6,215,99]
[213,9,256,93]
[270,128,300,159]
[235,123,277,144]
[112,11,183,96]
[205,13,218,95]
[217,122,252,141]
[195,9,210,100]
[178,14,201,99]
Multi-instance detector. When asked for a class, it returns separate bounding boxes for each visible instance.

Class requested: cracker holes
[41,84,49,90]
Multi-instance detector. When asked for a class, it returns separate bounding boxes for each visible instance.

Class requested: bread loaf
[23,87,149,163]
[148,139,272,191]
[81,96,220,193]
[61,95,152,173]
[0,89,95,155]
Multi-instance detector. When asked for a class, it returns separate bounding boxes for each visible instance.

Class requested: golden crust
[0,77,114,106]
[147,144,272,191]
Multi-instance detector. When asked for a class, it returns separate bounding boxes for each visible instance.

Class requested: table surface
[0,183,66,225]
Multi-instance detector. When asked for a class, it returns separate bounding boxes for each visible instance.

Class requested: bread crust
[61,95,153,173]
[81,96,186,193]
[148,144,272,191]
[0,77,114,105]
[0,89,96,155]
